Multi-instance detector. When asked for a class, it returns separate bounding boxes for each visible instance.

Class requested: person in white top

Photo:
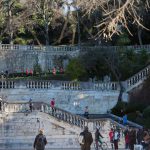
[113,130,119,150]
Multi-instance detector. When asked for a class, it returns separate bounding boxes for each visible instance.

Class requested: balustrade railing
[94,82,119,91]
[3,102,131,130]
[125,65,150,90]
[61,82,82,90]
[81,45,150,52]
[0,80,15,89]
[0,44,79,52]
[1,44,150,52]
[26,81,52,89]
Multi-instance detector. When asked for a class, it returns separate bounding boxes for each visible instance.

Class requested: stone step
[0,112,125,149]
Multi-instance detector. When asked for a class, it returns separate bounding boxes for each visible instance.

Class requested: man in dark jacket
[34,129,47,150]
[80,126,93,150]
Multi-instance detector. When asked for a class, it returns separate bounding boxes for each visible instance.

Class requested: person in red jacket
[50,98,55,115]
[109,128,114,149]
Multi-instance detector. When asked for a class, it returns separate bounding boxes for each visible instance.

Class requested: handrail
[2,102,142,131]
[1,44,150,51]
[109,114,143,129]
[125,64,150,91]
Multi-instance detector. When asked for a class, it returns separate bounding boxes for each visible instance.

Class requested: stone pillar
[87,122,94,132]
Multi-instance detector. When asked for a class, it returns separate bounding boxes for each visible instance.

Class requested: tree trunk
[138,27,143,45]
[71,26,76,45]
[45,20,49,46]
[8,3,13,44]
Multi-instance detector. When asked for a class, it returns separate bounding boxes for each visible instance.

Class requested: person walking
[29,98,33,112]
[124,130,129,149]
[109,128,114,149]
[84,106,89,119]
[137,128,143,145]
[80,126,93,150]
[50,98,55,115]
[95,126,103,150]
[129,128,136,150]
[34,129,47,150]
[113,129,120,150]
[0,97,2,111]
[123,114,128,125]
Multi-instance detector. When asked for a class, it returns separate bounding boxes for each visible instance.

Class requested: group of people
[33,125,150,150]
[28,98,55,114]
[108,126,150,150]
[123,127,150,150]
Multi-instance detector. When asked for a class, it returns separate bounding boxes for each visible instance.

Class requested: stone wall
[1,87,119,114]
[0,50,63,73]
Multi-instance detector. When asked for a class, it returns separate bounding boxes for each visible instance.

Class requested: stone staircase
[0,102,128,150]
[124,64,150,92]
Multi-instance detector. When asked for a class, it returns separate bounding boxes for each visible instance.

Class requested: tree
[1,0,26,43]
[28,0,63,45]
[76,0,150,39]
[66,58,86,80]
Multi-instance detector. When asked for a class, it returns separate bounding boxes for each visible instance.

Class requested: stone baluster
[4,81,6,88]
[39,82,41,88]
[36,81,38,88]
[46,82,48,88]
[31,81,33,88]
[64,83,66,89]
[32,81,34,89]
[43,82,45,88]
[9,81,12,88]
[67,83,69,90]
[7,81,9,88]
[61,82,63,89]
[29,81,31,88]
[27,81,29,88]
[47,82,50,88]
[45,105,49,113]
[41,104,44,112]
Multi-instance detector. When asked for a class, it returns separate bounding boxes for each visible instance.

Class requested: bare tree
[76,0,150,39]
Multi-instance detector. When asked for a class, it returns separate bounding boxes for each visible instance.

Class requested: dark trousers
[114,140,118,150]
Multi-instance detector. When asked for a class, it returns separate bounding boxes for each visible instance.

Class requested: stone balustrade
[0,80,15,89]
[26,81,52,89]
[94,82,119,91]
[81,44,150,52]
[0,44,78,52]
[61,82,82,90]
[125,65,150,90]
[2,102,129,132]
[4,102,30,113]
[1,44,150,52]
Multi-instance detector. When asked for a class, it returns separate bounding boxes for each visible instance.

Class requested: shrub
[111,101,127,116]
[143,106,150,118]
[33,64,42,76]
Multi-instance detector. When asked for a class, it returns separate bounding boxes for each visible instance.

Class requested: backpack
[36,134,45,149]
[78,133,85,145]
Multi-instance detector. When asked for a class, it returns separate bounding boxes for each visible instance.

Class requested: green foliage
[116,33,131,46]
[143,106,150,118]
[138,49,149,65]
[111,101,127,116]
[13,37,27,44]
[125,102,146,114]
[66,58,86,80]
[33,64,42,75]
